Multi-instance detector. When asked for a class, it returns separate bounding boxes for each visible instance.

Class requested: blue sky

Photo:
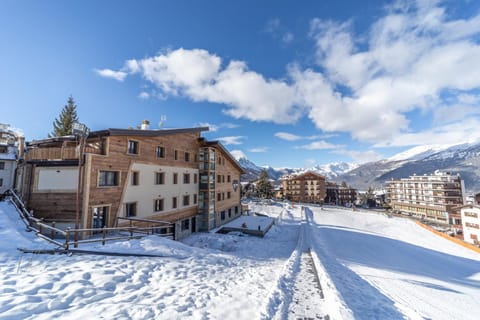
[2,0,480,168]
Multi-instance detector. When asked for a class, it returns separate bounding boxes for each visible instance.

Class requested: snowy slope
[1,200,480,319]
[388,144,452,161]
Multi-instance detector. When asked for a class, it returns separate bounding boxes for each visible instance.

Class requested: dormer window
[128,140,139,154]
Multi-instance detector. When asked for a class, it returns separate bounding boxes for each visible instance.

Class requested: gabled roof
[201,140,246,174]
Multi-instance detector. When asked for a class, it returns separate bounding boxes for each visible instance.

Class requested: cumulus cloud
[216,136,245,145]
[95,69,128,81]
[98,1,480,147]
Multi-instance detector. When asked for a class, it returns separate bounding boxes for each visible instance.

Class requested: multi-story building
[460,205,480,245]
[386,171,465,224]
[18,124,243,239]
[324,182,357,206]
[283,171,326,204]
[0,124,24,195]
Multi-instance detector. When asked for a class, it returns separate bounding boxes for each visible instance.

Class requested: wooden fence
[6,189,174,250]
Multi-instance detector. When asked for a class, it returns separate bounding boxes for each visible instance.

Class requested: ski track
[1,200,480,319]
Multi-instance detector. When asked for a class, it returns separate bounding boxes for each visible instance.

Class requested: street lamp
[72,122,89,247]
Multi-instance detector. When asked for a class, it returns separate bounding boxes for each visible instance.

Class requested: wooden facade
[20,126,244,239]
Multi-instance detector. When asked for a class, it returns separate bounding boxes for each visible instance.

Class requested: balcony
[25,146,103,161]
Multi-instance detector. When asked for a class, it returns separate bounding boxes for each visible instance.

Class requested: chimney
[141,120,150,130]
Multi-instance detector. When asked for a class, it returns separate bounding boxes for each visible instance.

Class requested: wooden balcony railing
[25,146,103,161]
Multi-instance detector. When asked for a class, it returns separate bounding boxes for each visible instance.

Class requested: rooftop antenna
[158,115,167,128]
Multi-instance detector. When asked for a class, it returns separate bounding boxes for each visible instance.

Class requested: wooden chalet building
[18,124,244,239]
[283,171,326,204]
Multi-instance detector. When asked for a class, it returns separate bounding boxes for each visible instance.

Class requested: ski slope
[0,200,479,319]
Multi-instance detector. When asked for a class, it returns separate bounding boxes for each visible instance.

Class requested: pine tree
[50,96,79,137]
[256,169,273,199]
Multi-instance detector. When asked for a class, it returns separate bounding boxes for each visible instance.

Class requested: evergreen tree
[50,96,79,137]
[256,169,273,199]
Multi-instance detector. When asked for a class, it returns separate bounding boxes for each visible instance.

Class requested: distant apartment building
[386,171,465,224]
[460,205,480,245]
[283,171,326,204]
[0,124,24,194]
[18,124,244,239]
[325,182,357,206]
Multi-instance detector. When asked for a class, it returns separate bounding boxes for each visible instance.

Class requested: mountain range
[236,141,480,192]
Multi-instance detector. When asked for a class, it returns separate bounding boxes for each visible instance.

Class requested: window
[131,171,139,186]
[235,206,238,214]
[99,171,119,186]
[184,152,190,162]
[193,173,198,184]
[156,146,165,158]
[173,173,178,184]
[174,150,179,160]
[217,193,221,201]
[154,199,164,212]
[128,140,139,154]
[183,173,190,184]
[183,195,190,206]
[155,172,165,185]
[181,218,190,231]
[172,197,177,209]
[227,191,231,199]
[222,192,225,200]
[217,175,222,183]
[0,162,4,170]
[125,202,137,217]
[221,211,225,220]
[193,194,197,204]
[227,175,231,183]
[222,175,225,183]
[218,157,222,165]
[228,208,232,218]
[0,178,3,187]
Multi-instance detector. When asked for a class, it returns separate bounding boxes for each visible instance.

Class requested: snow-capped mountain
[236,141,480,191]
[337,141,480,191]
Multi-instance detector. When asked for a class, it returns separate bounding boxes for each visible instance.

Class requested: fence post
[102,226,106,245]
[74,229,78,248]
[65,228,70,250]
[51,222,56,239]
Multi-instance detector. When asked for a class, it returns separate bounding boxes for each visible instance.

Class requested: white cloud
[230,149,246,160]
[249,147,268,153]
[138,92,150,99]
[332,149,384,164]
[197,122,219,132]
[216,136,245,145]
[274,131,326,141]
[196,122,240,132]
[296,140,340,150]
[275,132,302,141]
[98,1,480,148]
[95,69,128,81]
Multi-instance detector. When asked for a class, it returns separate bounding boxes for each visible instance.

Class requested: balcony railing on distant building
[24,146,103,161]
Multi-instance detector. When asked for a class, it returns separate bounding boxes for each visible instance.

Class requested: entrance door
[92,206,108,232]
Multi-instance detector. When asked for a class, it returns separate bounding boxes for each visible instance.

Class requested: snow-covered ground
[1,200,479,319]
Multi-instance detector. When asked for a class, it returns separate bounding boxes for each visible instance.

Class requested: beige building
[18,125,244,239]
[460,205,480,245]
[386,171,465,224]
[283,171,326,204]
